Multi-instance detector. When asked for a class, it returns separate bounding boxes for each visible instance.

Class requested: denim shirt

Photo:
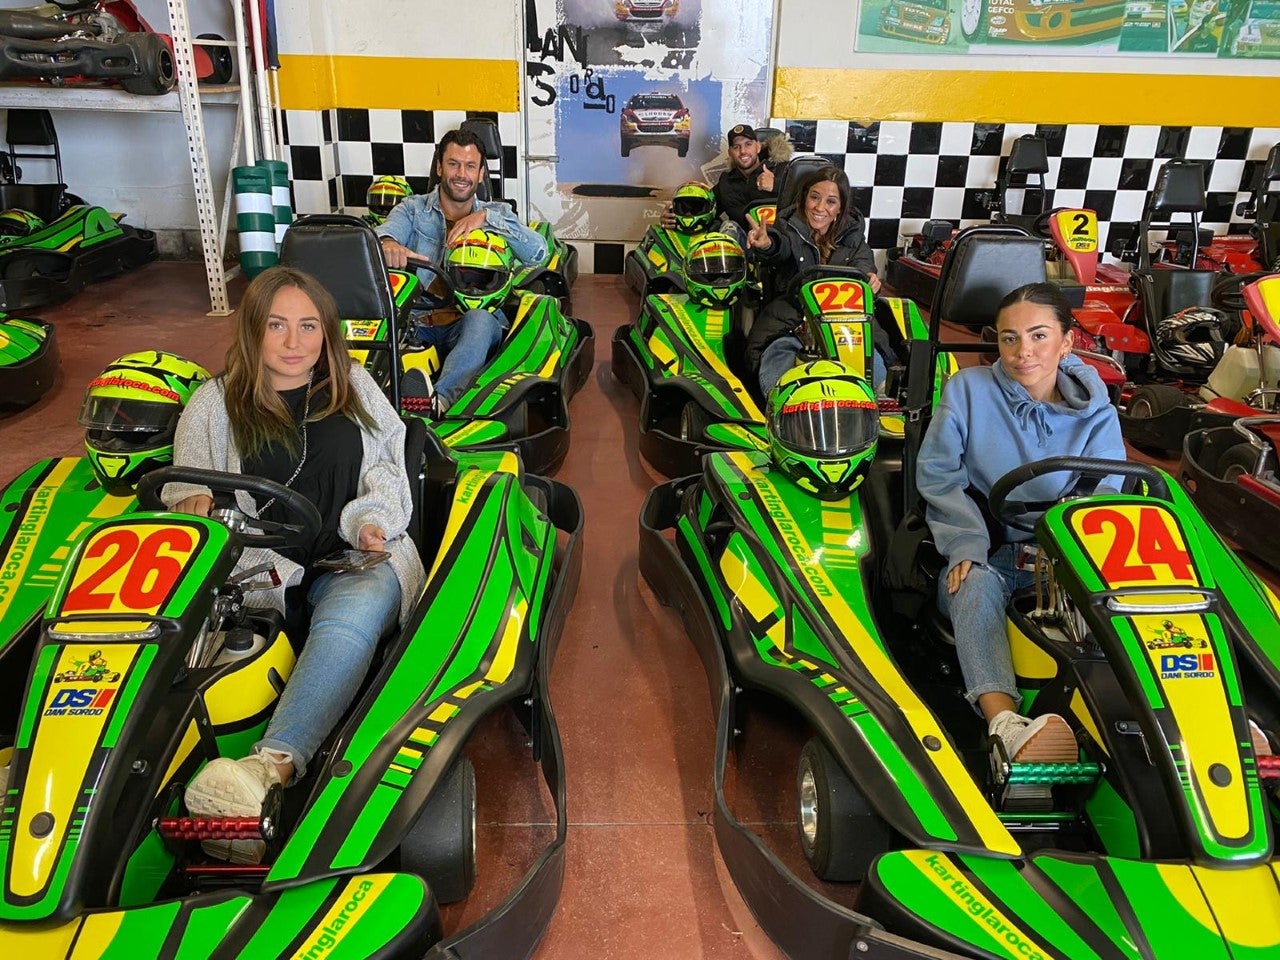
[375,189,548,287]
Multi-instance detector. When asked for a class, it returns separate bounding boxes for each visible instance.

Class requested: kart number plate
[1068,504,1198,588]
[804,280,868,316]
[60,522,199,617]
[1051,209,1098,254]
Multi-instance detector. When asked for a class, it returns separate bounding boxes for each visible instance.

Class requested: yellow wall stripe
[277,55,520,112]
[774,67,1280,128]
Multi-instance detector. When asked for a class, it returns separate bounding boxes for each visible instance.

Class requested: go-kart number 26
[1076,506,1194,586]
[63,525,197,615]
[811,281,866,314]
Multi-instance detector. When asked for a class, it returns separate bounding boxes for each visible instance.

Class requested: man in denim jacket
[377,127,547,411]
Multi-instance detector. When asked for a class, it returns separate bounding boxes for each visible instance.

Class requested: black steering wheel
[137,467,323,550]
[1210,271,1264,313]
[987,457,1170,533]
[783,264,871,300]
[401,253,454,312]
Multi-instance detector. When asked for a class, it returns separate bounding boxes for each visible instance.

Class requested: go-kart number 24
[63,526,196,614]
[1078,506,1194,585]
[811,281,866,314]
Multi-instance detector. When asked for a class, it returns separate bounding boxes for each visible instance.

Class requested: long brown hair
[795,165,849,265]
[223,266,372,458]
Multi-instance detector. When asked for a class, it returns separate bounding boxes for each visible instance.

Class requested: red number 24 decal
[63,527,195,614]
[1079,507,1193,584]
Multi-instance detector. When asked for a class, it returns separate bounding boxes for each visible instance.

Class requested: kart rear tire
[1127,384,1191,420]
[119,33,177,96]
[401,754,477,904]
[1216,441,1259,482]
[797,738,890,883]
[198,33,234,85]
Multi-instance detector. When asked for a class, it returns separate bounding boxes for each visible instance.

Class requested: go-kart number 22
[1077,506,1194,585]
[811,281,866,314]
[63,526,197,614]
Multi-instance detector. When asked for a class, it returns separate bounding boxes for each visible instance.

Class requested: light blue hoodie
[917,354,1125,569]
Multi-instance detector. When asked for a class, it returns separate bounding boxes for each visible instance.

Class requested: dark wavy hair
[996,282,1074,335]
[793,165,850,263]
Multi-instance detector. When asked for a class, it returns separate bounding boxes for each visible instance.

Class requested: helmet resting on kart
[445,229,515,312]
[766,360,879,501]
[0,208,44,241]
[1154,306,1227,376]
[78,351,211,491]
[671,180,716,234]
[684,233,746,308]
[366,175,412,224]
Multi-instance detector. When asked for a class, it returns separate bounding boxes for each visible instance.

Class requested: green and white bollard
[233,164,276,278]
[258,158,292,250]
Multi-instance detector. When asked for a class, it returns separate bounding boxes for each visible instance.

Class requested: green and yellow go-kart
[0,203,157,312]
[621,220,710,298]
[0,446,582,958]
[612,263,955,478]
[277,215,593,476]
[640,439,1280,958]
[0,311,57,406]
[512,220,579,307]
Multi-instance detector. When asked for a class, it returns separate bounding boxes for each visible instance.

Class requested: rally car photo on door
[278,216,594,476]
[637,274,1280,960]
[0,428,583,957]
[619,92,691,158]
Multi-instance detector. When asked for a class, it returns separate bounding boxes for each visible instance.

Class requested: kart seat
[931,225,1047,327]
[773,154,832,214]
[1136,160,1207,271]
[995,135,1049,230]
[1132,267,1215,332]
[426,118,510,209]
[279,214,403,405]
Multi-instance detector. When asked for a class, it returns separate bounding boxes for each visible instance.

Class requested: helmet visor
[673,196,712,218]
[689,249,745,286]
[367,195,399,218]
[78,394,179,433]
[772,397,877,457]
[451,265,507,299]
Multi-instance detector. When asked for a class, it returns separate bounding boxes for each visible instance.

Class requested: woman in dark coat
[744,165,883,397]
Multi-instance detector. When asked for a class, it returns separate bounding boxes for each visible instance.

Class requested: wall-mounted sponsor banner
[855,0,1280,58]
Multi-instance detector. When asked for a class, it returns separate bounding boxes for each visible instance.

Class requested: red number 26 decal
[63,526,196,614]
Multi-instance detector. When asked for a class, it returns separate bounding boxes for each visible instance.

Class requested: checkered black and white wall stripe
[281,109,1278,273]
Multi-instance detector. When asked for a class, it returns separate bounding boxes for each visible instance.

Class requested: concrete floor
[2,262,1277,958]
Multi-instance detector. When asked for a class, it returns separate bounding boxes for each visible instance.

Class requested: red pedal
[1258,755,1280,779]
[157,816,273,840]
[400,396,432,413]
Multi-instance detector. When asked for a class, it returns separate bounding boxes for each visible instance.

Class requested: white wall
[273,0,519,58]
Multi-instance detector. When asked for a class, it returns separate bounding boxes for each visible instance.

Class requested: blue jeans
[256,560,401,777]
[413,307,508,408]
[758,334,888,399]
[937,543,1037,707]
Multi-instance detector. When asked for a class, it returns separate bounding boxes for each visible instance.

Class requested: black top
[243,384,362,568]
[713,164,776,227]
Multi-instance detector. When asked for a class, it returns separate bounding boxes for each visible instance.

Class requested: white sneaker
[989,710,1078,763]
[184,755,281,864]
[1250,719,1273,757]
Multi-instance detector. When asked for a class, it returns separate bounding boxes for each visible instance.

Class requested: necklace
[256,370,312,516]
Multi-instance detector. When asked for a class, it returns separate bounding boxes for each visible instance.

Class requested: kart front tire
[119,33,177,96]
[1216,441,1260,482]
[1127,383,1191,420]
[401,753,476,904]
[960,0,989,41]
[797,738,890,883]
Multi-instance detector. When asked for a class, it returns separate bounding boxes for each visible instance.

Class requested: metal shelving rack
[0,1,254,315]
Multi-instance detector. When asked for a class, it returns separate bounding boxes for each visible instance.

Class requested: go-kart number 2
[63,525,197,615]
[1053,209,1098,253]
[1076,506,1194,586]
[811,281,866,314]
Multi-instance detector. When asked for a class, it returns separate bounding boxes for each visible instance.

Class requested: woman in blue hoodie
[917,282,1124,762]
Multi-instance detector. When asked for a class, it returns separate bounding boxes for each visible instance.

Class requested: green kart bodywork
[0,313,58,406]
[511,221,579,305]
[282,215,593,477]
[0,204,157,312]
[621,223,703,298]
[0,445,582,958]
[638,446,1280,959]
[612,269,955,478]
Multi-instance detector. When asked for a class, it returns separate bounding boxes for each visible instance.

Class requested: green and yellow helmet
[366,175,412,224]
[766,360,878,501]
[78,351,211,491]
[0,208,44,242]
[671,180,716,234]
[685,233,746,308]
[445,229,515,312]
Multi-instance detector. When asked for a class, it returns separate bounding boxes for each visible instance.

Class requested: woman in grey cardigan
[164,266,425,864]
